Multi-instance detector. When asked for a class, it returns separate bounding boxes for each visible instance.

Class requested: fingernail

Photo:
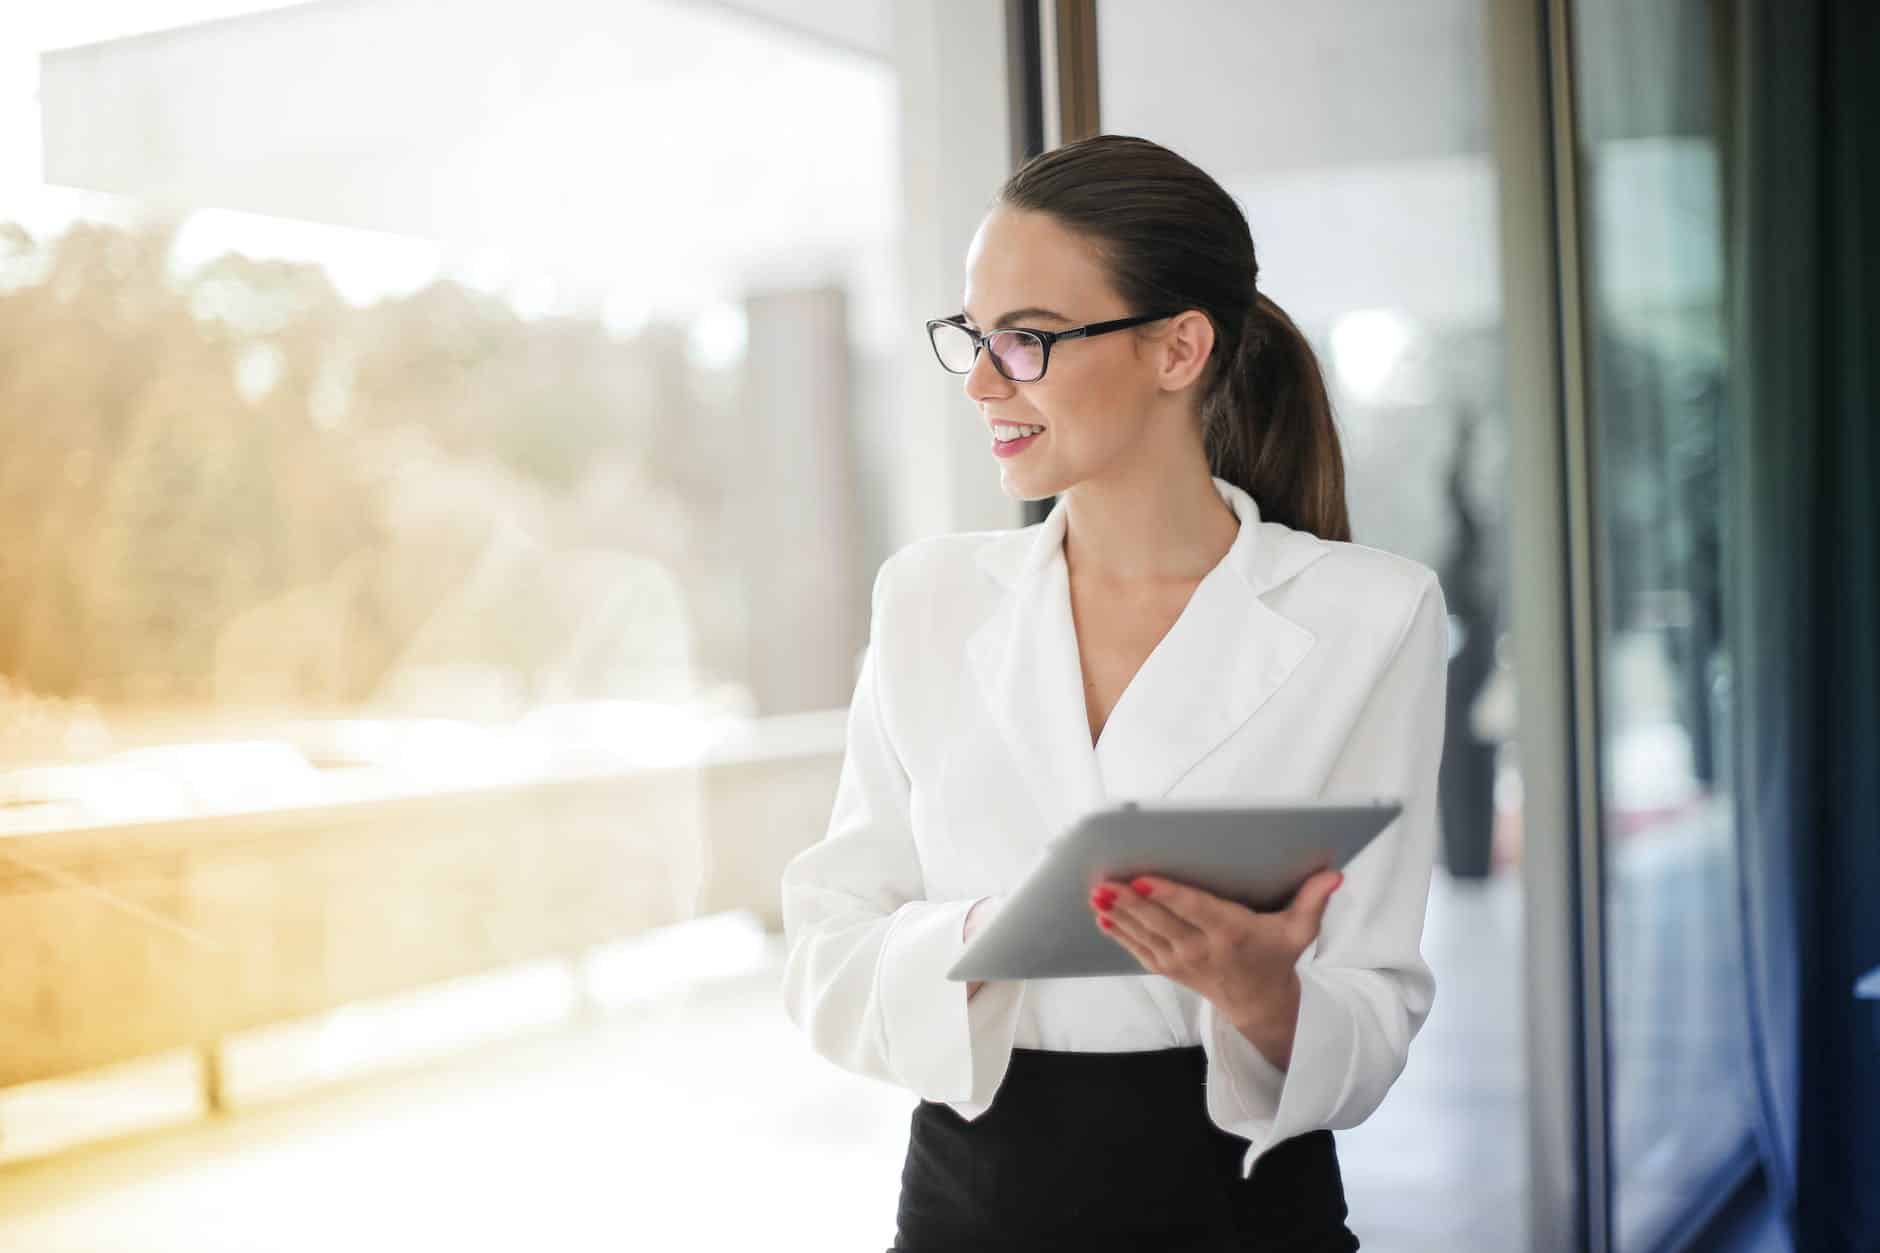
[1098,916,1114,930]
[1092,889,1116,911]
[1130,878,1153,897]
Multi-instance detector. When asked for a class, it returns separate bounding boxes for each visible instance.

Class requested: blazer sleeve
[778,554,1027,1106]
[1197,569,1450,1178]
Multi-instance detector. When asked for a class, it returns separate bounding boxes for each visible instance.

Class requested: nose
[963,341,1013,403]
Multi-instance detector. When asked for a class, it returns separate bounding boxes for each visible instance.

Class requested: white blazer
[780,474,1450,1179]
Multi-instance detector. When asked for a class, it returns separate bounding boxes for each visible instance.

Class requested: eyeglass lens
[931,323,1045,381]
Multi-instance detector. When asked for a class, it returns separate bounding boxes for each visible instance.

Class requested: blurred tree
[0,218,735,717]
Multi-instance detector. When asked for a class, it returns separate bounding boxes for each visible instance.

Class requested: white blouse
[780,475,1450,1179]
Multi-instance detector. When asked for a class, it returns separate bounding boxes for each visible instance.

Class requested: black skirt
[890,1045,1359,1252]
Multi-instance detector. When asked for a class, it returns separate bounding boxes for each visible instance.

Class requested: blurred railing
[0,711,844,1092]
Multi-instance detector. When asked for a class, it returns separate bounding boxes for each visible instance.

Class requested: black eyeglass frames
[924,310,1183,383]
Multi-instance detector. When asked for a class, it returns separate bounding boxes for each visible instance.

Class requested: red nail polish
[1092,893,1115,912]
[1099,916,1114,930]
[1131,878,1153,897]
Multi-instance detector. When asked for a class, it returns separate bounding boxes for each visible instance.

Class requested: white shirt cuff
[877,898,1025,1106]
[1202,965,1357,1178]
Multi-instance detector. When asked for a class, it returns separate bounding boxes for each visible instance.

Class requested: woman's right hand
[963,894,1003,1001]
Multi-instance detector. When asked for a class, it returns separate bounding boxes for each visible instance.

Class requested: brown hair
[994,134,1350,542]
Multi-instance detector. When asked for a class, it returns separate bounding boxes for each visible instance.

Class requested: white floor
[0,967,914,1252]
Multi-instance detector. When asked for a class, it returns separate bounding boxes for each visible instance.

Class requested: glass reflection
[0,7,912,1247]
[1570,0,1756,1246]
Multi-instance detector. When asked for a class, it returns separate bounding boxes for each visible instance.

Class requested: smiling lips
[990,426,1043,457]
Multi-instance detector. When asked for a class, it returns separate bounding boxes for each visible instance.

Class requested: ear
[1154,309,1216,392]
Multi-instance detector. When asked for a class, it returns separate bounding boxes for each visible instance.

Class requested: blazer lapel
[1093,558,1317,802]
[963,531,1108,849]
[964,476,1331,848]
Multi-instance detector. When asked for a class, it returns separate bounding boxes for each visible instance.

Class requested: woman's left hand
[1090,871,1343,1039]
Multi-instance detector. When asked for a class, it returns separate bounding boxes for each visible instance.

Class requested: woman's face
[958,206,1213,501]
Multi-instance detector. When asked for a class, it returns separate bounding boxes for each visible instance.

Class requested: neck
[1061,463,1239,586]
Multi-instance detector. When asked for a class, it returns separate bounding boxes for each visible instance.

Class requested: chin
[1000,470,1071,504]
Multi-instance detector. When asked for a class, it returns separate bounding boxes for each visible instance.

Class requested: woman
[780,134,1449,1251]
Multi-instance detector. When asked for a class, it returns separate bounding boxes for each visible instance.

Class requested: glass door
[1566,0,1760,1246]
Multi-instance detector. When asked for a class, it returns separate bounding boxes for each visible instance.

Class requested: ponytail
[1203,292,1350,542]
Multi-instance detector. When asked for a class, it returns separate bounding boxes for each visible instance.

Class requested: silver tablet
[945,798,1402,981]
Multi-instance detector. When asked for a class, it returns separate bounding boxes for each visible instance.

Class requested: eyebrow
[958,305,1071,328]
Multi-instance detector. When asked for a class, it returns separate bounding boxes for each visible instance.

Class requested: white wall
[886,0,1027,543]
